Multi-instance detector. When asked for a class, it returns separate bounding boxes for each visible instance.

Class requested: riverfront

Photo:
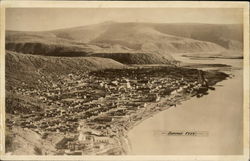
[5,60,229,155]
[128,56,243,155]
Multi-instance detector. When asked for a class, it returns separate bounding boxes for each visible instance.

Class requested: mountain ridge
[6,21,243,65]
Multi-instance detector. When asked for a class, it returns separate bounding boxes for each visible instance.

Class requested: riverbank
[118,94,191,154]
[182,55,243,60]
[127,57,242,155]
[6,64,230,155]
[114,68,230,154]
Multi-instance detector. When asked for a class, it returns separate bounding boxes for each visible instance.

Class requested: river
[127,55,243,155]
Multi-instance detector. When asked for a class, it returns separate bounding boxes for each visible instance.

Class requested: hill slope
[90,23,226,53]
[46,22,242,50]
[6,22,243,64]
[49,22,243,51]
[5,51,124,86]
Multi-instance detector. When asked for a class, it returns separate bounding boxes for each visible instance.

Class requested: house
[94,117,113,123]
[93,136,110,143]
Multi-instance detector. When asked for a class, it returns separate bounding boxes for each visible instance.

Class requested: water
[127,56,243,155]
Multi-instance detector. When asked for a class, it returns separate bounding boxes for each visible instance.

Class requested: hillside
[6,30,175,64]
[6,31,97,56]
[6,126,56,155]
[51,21,114,43]
[152,23,243,50]
[48,22,242,51]
[89,23,227,53]
[5,51,124,86]
[51,22,243,51]
[6,22,243,64]
[89,52,173,64]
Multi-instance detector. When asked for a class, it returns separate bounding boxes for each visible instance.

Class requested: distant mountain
[50,22,243,51]
[6,22,243,64]
[46,22,242,48]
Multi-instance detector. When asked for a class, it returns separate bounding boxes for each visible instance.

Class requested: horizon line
[6,21,243,32]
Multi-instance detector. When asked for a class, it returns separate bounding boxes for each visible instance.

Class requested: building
[93,136,110,143]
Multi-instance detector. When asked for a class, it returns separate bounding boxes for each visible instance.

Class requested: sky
[6,8,243,31]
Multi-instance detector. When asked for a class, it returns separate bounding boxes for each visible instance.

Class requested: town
[5,66,228,155]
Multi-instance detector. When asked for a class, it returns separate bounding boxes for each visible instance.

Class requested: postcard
[0,1,249,161]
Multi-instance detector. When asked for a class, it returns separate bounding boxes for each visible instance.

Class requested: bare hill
[45,22,242,51]
[90,23,226,53]
[6,30,97,56]
[6,126,56,155]
[6,30,175,64]
[51,21,115,43]
[6,22,243,64]
[5,51,124,86]
[6,50,124,73]
[152,23,243,50]
[50,22,243,51]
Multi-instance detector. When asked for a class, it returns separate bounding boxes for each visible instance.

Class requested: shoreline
[120,94,191,155]
[117,87,214,155]
[125,67,242,155]
[181,54,243,60]
[119,65,237,155]
[5,64,231,155]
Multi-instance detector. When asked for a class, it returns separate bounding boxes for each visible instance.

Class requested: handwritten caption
[154,130,209,137]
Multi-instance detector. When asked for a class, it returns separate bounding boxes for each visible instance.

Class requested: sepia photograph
[0,1,249,160]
